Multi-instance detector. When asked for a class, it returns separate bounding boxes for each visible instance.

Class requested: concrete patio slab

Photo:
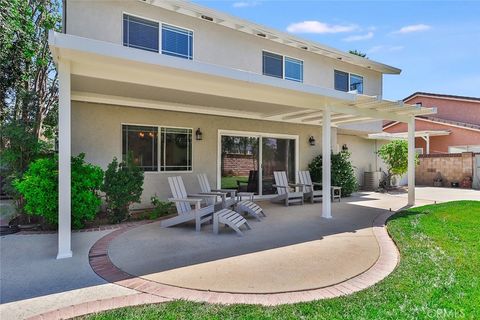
[109,200,384,293]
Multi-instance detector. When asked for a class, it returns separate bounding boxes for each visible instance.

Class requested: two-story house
[49,0,434,258]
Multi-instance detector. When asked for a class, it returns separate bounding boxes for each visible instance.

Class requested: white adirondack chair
[197,174,265,221]
[298,171,342,203]
[161,176,214,232]
[162,176,251,236]
[272,171,304,206]
[298,171,323,203]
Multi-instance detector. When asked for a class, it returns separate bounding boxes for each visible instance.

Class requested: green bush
[101,156,144,223]
[377,140,418,188]
[149,195,172,220]
[308,150,358,197]
[13,154,104,229]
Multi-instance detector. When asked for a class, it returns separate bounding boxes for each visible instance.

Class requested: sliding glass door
[220,135,260,194]
[219,132,297,196]
[261,137,296,195]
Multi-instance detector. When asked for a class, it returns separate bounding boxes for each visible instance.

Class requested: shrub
[101,156,144,223]
[149,195,172,220]
[308,150,358,197]
[377,140,418,188]
[13,154,104,229]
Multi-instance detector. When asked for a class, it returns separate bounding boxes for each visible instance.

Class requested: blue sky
[193,0,480,100]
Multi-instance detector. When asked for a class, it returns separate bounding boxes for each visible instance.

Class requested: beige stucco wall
[66,0,383,96]
[72,102,379,206]
[337,134,384,186]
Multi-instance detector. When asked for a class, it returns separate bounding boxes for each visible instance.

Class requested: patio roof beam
[282,111,324,121]
[330,117,373,125]
[302,113,355,123]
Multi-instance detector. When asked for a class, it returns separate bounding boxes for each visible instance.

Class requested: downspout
[62,0,67,33]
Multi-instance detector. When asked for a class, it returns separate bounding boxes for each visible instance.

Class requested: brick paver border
[29,210,399,319]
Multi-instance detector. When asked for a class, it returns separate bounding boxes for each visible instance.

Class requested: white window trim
[448,145,480,153]
[121,122,194,174]
[122,12,195,60]
[334,69,364,94]
[415,147,424,155]
[217,129,300,197]
[262,50,304,83]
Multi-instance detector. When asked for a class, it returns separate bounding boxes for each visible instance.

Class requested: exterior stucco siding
[66,0,382,96]
[72,102,379,206]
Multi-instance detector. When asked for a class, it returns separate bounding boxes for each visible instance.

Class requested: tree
[349,50,367,58]
[1,0,61,197]
[377,140,418,188]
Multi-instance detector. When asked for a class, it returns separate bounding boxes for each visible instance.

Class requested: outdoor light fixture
[308,136,316,146]
[342,144,348,151]
[195,128,203,140]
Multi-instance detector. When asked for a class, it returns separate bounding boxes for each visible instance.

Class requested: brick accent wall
[222,153,257,176]
[416,152,476,187]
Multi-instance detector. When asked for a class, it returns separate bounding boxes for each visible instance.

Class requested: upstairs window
[334,70,349,92]
[285,57,303,82]
[334,70,364,94]
[122,125,158,171]
[263,51,303,82]
[162,24,193,59]
[123,14,159,53]
[350,74,364,93]
[263,51,283,78]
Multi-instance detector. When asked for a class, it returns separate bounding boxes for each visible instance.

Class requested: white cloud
[232,1,259,8]
[394,24,431,34]
[343,31,374,42]
[367,45,404,54]
[286,20,358,34]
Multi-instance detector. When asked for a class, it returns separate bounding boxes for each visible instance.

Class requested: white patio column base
[407,117,416,206]
[57,59,73,259]
[322,106,332,218]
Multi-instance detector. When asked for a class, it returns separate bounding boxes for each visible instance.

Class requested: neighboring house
[384,92,480,154]
[50,0,433,258]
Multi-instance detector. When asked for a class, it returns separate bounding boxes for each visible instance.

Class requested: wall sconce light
[195,128,203,140]
[342,144,348,151]
[308,136,316,146]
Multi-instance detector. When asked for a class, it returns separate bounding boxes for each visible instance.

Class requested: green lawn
[83,201,480,320]
[221,176,248,189]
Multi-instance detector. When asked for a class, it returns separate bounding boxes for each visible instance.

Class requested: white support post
[426,134,430,154]
[57,60,72,259]
[407,117,416,206]
[322,106,332,218]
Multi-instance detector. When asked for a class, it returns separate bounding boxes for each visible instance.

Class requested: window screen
[160,128,192,171]
[123,14,159,53]
[334,70,349,92]
[122,125,158,171]
[162,24,193,59]
[285,57,303,82]
[350,74,364,93]
[263,51,283,78]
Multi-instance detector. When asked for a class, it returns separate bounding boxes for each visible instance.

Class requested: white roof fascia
[146,0,401,74]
